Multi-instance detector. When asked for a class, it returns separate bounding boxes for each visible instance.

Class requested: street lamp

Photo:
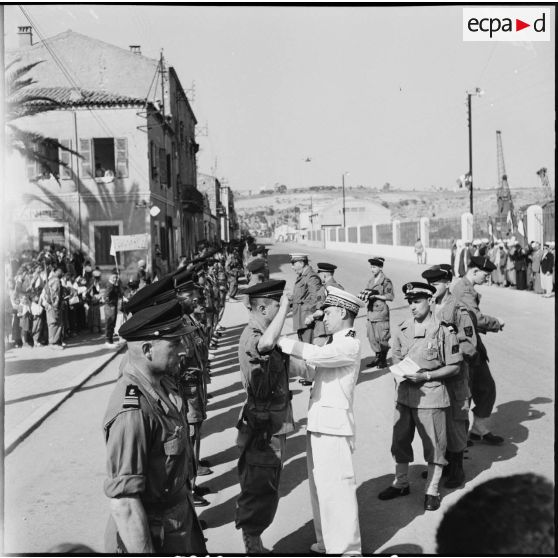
[467,87,484,215]
[342,171,350,227]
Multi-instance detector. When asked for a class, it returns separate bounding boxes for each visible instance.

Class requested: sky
[4,4,555,193]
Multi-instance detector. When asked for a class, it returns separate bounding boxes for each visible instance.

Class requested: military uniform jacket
[103,366,193,508]
[238,317,295,436]
[291,265,324,331]
[365,272,394,322]
[324,277,344,290]
[392,318,462,409]
[452,276,500,362]
[280,329,361,437]
[434,294,475,402]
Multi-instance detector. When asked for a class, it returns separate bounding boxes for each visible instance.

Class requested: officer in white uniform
[278,287,365,556]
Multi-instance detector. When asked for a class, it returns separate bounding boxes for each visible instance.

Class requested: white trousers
[307,431,362,555]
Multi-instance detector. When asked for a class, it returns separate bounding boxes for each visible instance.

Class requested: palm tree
[6,58,79,180]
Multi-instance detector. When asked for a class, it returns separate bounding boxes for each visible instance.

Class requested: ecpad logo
[463,8,551,42]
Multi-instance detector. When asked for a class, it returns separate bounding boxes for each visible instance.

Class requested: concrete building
[219,186,239,242]
[6,28,203,274]
[197,173,222,244]
[313,196,391,229]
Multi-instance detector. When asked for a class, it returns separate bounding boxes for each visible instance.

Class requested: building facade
[6,28,202,274]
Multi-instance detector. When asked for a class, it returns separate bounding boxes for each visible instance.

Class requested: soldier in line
[243,257,267,310]
[378,282,462,512]
[422,264,477,488]
[103,300,206,554]
[304,262,344,350]
[278,287,365,556]
[250,245,270,280]
[359,257,394,369]
[452,256,505,445]
[235,280,294,554]
[174,269,214,499]
[290,253,324,343]
[225,246,243,299]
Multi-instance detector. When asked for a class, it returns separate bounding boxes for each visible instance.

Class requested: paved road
[4,241,554,554]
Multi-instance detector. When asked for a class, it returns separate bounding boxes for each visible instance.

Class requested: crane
[495,130,515,235]
[536,167,554,202]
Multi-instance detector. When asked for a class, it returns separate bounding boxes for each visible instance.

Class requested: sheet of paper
[389,356,421,379]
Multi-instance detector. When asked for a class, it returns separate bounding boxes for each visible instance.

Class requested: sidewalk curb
[5,345,126,456]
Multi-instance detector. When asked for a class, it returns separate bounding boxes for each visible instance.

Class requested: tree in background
[6,59,79,182]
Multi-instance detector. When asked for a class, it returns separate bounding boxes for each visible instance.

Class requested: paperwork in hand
[389,356,421,381]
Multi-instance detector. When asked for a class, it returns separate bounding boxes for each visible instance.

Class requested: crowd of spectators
[5,240,232,351]
[4,245,142,350]
[451,238,555,296]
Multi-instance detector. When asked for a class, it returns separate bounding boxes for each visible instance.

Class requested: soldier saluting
[103,300,206,554]
[235,280,294,554]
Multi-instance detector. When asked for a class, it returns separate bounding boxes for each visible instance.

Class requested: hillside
[234,185,547,234]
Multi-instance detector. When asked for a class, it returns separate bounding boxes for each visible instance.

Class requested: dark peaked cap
[174,269,196,292]
[402,281,436,299]
[422,265,452,282]
[368,257,385,267]
[317,262,337,272]
[119,300,195,341]
[469,256,497,273]
[124,275,176,314]
[247,258,266,273]
[240,279,286,301]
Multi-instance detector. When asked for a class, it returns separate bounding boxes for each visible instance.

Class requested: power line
[19,6,156,184]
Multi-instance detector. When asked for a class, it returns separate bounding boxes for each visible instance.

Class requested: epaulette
[399,318,410,329]
[123,384,141,409]
[441,321,457,334]
[345,329,356,338]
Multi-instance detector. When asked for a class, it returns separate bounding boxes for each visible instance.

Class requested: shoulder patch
[464,325,474,337]
[451,344,460,354]
[123,384,141,409]
[345,329,356,338]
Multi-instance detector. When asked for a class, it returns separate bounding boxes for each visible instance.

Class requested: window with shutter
[59,139,72,179]
[79,139,92,177]
[26,142,39,180]
[159,147,167,186]
[115,138,129,178]
[150,141,157,179]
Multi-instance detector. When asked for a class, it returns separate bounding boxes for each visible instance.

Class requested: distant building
[6,28,202,273]
[219,186,239,242]
[314,197,391,228]
[197,173,222,244]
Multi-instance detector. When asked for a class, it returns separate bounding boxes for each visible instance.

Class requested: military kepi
[368,256,385,267]
[119,300,194,341]
[317,262,337,272]
[469,255,497,272]
[422,265,452,282]
[240,279,286,301]
[402,281,436,299]
[124,275,176,314]
[323,286,365,314]
[246,258,266,273]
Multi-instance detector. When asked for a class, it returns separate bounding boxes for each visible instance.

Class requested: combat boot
[444,451,465,488]
[242,531,268,555]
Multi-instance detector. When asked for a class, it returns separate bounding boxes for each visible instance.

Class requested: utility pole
[467,87,483,215]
